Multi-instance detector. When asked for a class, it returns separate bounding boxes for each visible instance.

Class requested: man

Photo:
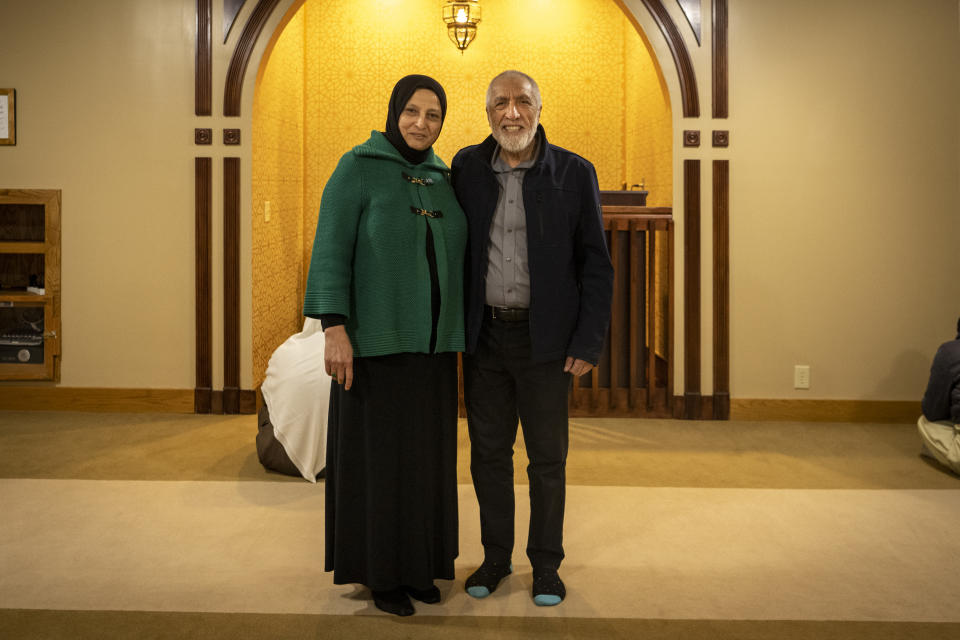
[451,70,614,606]
[917,317,960,473]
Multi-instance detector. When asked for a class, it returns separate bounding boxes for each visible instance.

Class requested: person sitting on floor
[917,316,960,474]
[256,317,330,482]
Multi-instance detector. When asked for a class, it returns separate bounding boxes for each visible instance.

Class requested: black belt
[485,305,529,322]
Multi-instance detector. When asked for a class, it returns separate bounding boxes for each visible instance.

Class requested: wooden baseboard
[730,399,920,423]
[1,388,919,422]
[0,387,258,414]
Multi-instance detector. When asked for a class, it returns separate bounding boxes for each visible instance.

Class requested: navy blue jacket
[452,126,614,364]
[922,321,960,423]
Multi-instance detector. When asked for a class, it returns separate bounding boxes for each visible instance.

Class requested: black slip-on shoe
[403,584,441,604]
[372,588,415,616]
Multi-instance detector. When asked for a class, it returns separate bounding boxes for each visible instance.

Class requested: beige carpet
[1,411,959,639]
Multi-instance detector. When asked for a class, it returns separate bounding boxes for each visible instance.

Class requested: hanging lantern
[442,1,482,53]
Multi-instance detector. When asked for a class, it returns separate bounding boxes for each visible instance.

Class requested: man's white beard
[494,126,537,154]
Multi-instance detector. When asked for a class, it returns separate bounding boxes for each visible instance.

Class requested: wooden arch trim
[224,0,248,43]
[195,0,212,116]
[713,0,729,118]
[637,0,700,118]
[224,0,283,117]
[676,0,702,45]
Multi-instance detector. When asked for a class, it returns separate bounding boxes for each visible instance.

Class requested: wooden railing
[570,206,674,417]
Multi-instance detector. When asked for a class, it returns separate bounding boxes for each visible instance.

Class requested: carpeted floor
[1,410,958,639]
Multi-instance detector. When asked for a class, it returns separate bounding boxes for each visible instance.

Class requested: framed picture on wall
[0,89,15,146]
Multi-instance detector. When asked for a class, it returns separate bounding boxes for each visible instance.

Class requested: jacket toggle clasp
[402,172,434,186]
[410,206,443,218]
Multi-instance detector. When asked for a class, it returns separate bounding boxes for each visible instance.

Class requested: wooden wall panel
[683,160,701,419]
[223,158,241,414]
[194,158,212,413]
[195,0,212,116]
[712,0,729,118]
[712,160,730,419]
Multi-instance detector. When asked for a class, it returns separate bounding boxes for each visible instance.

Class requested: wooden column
[194,158,212,413]
[713,160,730,419]
[683,160,701,419]
[223,158,240,414]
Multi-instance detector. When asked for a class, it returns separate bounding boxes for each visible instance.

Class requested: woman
[303,75,465,617]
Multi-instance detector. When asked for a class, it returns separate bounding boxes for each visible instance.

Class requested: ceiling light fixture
[442,1,482,53]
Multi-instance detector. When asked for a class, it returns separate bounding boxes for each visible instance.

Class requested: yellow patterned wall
[252,10,306,386]
[625,18,672,206]
[254,0,672,381]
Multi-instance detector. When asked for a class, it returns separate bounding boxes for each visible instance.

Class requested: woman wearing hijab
[303,75,465,617]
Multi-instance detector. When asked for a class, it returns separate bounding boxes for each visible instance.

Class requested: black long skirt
[324,351,459,591]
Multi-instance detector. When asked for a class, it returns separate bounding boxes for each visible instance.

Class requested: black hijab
[383,74,447,165]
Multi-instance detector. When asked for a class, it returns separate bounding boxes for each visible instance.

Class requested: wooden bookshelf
[0,189,61,380]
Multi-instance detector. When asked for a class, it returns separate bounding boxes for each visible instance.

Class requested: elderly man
[451,70,613,606]
[917,317,960,473]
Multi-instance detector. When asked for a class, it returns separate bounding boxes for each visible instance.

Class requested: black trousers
[463,315,571,571]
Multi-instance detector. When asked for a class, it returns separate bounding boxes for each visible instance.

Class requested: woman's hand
[324,325,354,390]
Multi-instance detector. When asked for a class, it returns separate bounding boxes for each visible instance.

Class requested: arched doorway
[249,0,675,394]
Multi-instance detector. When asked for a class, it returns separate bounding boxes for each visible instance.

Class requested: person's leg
[515,358,570,572]
[464,318,521,564]
[255,404,302,478]
[463,318,520,596]
[515,356,571,606]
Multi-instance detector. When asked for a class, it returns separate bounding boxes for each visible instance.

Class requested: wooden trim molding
[683,160,701,419]
[194,158,213,413]
[637,0,700,117]
[223,158,241,414]
[0,387,196,413]
[0,387,257,414]
[673,395,714,420]
[712,130,729,147]
[676,0,702,45]
[223,0,248,43]
[223,0,283,117]
[712,0,729,118]
[712,160,730,420]
[195,0,212,116]
[730,399,920,423]
[206,390,258,414]
[239,389,257,414]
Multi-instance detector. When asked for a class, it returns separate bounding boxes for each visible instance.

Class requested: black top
[922,319,960,423]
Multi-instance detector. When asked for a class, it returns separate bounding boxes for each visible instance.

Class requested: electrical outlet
[794,365,810,389]
[264,201,271,222]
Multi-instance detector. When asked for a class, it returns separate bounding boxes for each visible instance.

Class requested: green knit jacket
[303,131,466,357]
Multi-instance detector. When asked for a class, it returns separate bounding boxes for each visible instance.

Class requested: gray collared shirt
[485,143,537,308]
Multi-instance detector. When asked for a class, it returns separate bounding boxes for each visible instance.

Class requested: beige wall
[1,0,958,406]
[0,0,199,388]
[727,0,960,400]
